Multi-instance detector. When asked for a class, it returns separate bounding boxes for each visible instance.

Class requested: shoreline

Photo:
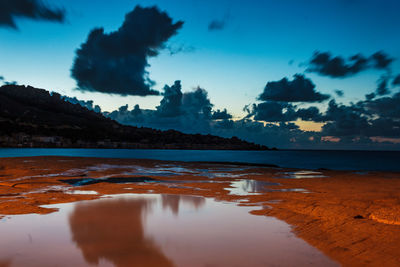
[1,149,400,172]
[1,156,399,266]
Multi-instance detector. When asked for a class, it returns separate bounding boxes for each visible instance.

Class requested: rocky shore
[0,157,399,266]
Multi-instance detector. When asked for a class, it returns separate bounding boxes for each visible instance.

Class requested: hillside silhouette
[0,85,269,150]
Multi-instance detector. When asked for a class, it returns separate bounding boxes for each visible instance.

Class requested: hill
[0,85,270,150]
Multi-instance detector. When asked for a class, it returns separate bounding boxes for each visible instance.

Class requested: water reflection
[0,194,337,267]
[226,180,307,195]
[69,197,174,267]
[161,195,205,215]
[279,170,326,179]
[227,180,279,195]
[0,259,11,267]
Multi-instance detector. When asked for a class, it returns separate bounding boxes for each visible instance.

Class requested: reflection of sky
[226,179,307,195]
[1,0,399,117]
[0,194,337,266]
[278,171,327,179]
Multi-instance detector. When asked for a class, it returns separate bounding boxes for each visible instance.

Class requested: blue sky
[1,0,400,149]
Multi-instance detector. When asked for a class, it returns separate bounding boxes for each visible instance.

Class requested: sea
[0,148,399,171]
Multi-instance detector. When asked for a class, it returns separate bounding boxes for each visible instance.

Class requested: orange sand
[0,156,399,266]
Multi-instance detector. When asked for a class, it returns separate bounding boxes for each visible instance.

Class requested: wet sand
[0,156,400,266]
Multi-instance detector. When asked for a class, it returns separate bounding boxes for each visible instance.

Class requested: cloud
[211,109,232,120]
[365,92,376,100]
[104,81,213,134]
[375,76,390,96]
[258,74,330,102]
[393,74,400,86]
[156,80,183,117]
[370,51,394,69]
[181,86,212,119]
[252,102,297,122]
[250,101,325,123]
[166,44,195,55]
[70,79,400,149]
[363,92,400,119]
[322,100,370,136]
[154,81,212,119]
[307,51,394,78]
[0,0,65,29]
[334,89,344,97]
[208,13,230,31]
[296,106,326,122]
[321,94,400,139]
[208,19,225,31]
[63,95,102,113]
[71,5,183,96]
[307,51,369,78]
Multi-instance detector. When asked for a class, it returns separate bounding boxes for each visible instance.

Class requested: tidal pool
[0,194,337,267]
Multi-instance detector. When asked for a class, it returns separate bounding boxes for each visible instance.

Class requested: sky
[1,0,400,150]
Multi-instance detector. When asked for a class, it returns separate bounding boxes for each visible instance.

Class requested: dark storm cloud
[322,100,370,136]
[334,89,344,97]
[211,109,232,120]
[375,76,390,96]
[307,51,369,78]
[252,102,297,122]
[71,6,183,96]
[321,94,400,138]
[296,107,326,122]
[104,81,214,134]
[393,74,400,86]
[72,76,400,149]
[370,51,394,69]
[155,81,212,119]
[365,92,376,100]
[258,74,330,102]
[156,80,183,117]
[363,92,400,119]
[307,51,394,78]
[74,82,400,149]
[208,19,225,31]
[0,0,65,29]
[250,101,326,123]
[181,86,213,119]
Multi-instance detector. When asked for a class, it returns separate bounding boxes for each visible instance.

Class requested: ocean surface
[0,148,399,171]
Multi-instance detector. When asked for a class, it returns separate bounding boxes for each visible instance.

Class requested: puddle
[13,164,260,183]
[121,171,180,177]
[66,190,99,195]
[195,172,248,179]
[60,177,159,186]
[157,165,200,174]
[0,194,337,267]
[226,180,308,195]
[226,180,279,195]
[278,171,327,179]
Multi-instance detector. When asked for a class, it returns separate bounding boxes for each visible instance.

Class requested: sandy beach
[0,156,399,266]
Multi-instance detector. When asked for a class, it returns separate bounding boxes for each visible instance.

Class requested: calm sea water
[0,148,399,171]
